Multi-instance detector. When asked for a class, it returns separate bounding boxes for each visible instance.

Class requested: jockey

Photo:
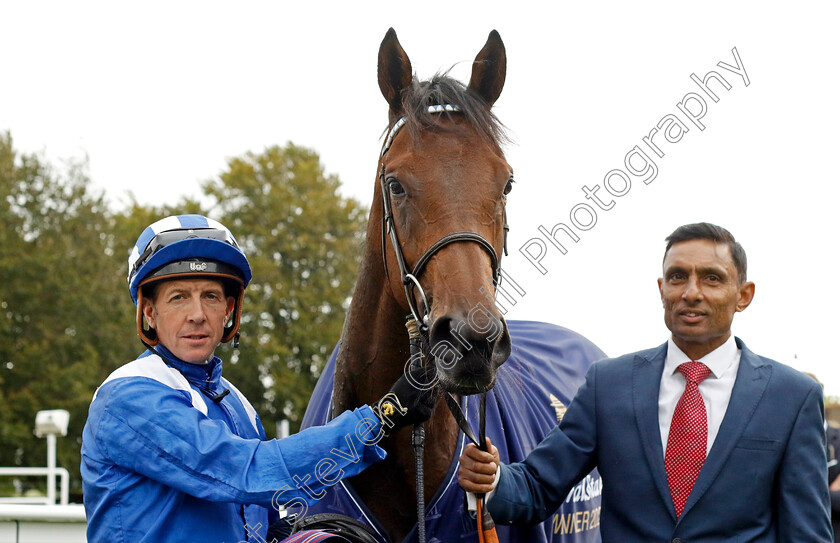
[81,214,435,543]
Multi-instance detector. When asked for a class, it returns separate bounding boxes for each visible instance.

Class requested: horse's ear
[378,28,413,118]
[468,30,506,107]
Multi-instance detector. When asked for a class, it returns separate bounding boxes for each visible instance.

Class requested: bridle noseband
[380,104,507,543]
[379,104,508,331]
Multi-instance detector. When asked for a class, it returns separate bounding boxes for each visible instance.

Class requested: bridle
[380,104,507,543]
[293,104,507,543]
[379,104,508,332]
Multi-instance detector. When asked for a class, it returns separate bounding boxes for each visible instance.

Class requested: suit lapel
[632,343,676,520]
[681,338,771,518]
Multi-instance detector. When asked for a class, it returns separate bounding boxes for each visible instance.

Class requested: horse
[299,29,605,543]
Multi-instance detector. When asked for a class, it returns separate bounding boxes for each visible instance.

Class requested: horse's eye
[504,177,514,196]
[388,178,406,196]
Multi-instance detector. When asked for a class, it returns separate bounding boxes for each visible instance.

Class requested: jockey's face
[142,278,234,364]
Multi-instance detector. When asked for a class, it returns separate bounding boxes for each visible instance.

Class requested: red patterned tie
[665,361,712,518]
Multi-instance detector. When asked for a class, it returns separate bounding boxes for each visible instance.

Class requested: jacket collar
[150,345,224,387]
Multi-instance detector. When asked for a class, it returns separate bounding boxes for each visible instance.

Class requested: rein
[381,105,503,543]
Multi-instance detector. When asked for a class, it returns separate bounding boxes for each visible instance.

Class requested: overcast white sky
[3,2,840,394]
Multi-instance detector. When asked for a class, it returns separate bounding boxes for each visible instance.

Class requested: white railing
[0,467,70,505]
[0,503,86,522]
[0,503,87,543]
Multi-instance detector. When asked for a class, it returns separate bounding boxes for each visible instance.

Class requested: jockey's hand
[372,364,437,435]
[459,438,500,494]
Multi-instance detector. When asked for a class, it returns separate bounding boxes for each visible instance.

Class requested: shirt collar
[665,334,739,380]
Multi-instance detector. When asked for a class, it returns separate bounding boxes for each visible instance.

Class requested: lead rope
[406,318,427,543]
[475,392,499,543]
[406,316,500,543]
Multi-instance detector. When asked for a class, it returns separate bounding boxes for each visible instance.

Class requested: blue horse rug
[299,320,606,543]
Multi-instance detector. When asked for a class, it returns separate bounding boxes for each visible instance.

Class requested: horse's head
[376,28,512,395]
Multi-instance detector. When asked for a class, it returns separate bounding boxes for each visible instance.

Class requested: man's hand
[372,364,437,434]
[459,438,500,494]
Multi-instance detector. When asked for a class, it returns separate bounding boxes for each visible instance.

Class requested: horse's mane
[397,73,509,150]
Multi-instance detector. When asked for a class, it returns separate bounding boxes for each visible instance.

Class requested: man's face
[658,239,755,360]
[142,278,235,364]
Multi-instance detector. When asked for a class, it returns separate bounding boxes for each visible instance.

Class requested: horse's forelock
[397,73,509,150]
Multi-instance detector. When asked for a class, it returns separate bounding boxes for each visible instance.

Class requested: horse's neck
[334,195,420,410]
[334,216,461,542]
[333,256,408,412]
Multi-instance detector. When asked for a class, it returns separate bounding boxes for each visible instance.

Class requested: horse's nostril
[429,316,454,348]
[430,313,504,358]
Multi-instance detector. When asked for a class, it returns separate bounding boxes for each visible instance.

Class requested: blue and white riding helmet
[127,214,252,346]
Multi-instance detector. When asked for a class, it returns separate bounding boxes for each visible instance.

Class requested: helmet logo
[190,262,208,272]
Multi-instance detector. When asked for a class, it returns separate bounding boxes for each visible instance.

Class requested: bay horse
[300,29,605,543]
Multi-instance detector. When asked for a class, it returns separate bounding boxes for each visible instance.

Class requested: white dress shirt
[478,334,742,509]
[658,334,741,457]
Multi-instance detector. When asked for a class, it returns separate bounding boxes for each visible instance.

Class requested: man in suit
[804,372,840,541]
[459,222,832,542]
[828,423,840,540]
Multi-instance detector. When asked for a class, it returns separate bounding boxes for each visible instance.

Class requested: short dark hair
[664,222,747,283]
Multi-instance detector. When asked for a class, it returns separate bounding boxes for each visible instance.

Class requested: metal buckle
[403,273,430,328]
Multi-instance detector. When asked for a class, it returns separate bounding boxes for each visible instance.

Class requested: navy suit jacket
[489,338,832,542]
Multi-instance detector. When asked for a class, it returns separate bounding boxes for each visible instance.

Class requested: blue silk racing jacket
[81,346,385,543]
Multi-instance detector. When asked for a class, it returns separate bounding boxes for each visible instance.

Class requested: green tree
[0,135,365,499]
[0,132,135,496]
[203,143,367,435]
